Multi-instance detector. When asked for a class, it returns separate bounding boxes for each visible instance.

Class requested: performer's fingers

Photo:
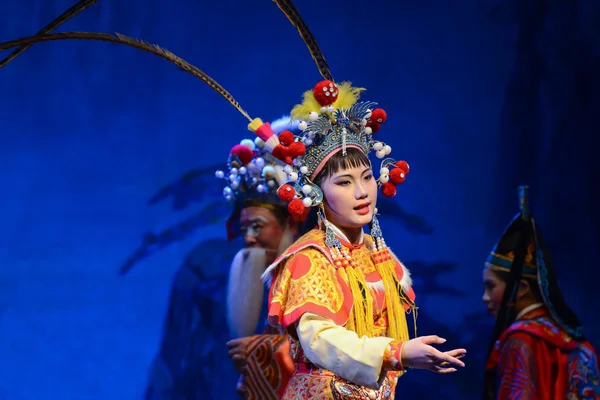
[418,335,446,345]
[433,366,457,374]
[226,338,243,348]
[432,349,465,368]
[228,349,246,359]
[445,348,467,358]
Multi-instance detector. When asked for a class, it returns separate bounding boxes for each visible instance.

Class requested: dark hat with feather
[486,185,583,339]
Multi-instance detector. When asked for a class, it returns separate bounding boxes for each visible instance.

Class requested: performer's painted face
[482,268,506,317]
[320,165,378,230]
[240,206,287,264]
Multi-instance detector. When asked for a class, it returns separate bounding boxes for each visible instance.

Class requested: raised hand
[401,335,467,373]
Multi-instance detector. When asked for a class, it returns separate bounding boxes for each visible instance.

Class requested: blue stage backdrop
[0,0,598,399]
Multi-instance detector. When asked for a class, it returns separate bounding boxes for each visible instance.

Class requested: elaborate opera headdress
[0,0,410,223]
[243,1,411,221]
[0,0,417,345]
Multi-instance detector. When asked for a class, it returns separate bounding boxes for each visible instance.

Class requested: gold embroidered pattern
[373,309,389,337]
[382,340,404,371]
[268,229,415,399]
[282,374,334,400]
[272,248,347,320]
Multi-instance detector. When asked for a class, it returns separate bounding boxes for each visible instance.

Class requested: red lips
[353,202,371,210]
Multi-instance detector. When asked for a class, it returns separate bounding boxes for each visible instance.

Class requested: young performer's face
[320,164,378,230]
[482,268,506,317]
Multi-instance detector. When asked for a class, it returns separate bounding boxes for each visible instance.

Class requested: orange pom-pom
[389,168,406,185]
[278,184,296,201]
[288,198,306,216]
[371,108,387,124]
[230,144,254,165]
[395,160,410,174]
[366,121,381,133]
[381,182,397,197]
[287,142,307,158]
[313,80,338,106]
[279,130,295,146]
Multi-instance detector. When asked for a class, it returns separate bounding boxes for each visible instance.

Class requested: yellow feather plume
[333,82,365,110]
[290,81,365,121]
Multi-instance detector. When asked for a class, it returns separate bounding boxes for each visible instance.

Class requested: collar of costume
[515,302,544,320]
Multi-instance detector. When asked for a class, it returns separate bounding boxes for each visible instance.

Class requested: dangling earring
[317,204,325,230]
[320,205,342,250]
[370,208,387,251]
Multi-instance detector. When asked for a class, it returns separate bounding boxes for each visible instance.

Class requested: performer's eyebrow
[247,216,269,224]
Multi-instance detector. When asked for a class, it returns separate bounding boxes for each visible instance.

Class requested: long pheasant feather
[0,0,99,68]
[272,0,333,81]
[0,32,252,121]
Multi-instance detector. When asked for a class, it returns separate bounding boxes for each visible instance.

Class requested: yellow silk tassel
[374,249,410,343]
[338,265,374,338]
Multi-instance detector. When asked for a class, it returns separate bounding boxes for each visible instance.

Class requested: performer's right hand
[226,337,252,372]
[400,335,466,373]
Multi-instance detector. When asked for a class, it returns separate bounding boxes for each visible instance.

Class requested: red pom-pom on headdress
[279,130,295,146]
[291,205,311,222]
[381,182,397,197]
[313,80,339,106]
[287,142,306,158]
[288,198,306,217]
[366,121,381,133]
[366,108,387,134]
[371,108,387,124]
[230,144,254,165]
[395,160,410,175]
[389,168,406,185]
[278,184,296,202]
[271,145,290,165]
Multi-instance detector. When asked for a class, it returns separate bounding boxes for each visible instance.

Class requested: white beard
[225,227,296,338]
[226,247,267,338]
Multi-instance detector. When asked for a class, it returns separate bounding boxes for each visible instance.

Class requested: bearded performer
[142,116,308,400]
[220,116,315,399]
[482,185,599,399]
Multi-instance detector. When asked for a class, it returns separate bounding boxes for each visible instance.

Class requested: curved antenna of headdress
[272,0,334,82]
[0,0,99,68]
[0,32,253,122]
